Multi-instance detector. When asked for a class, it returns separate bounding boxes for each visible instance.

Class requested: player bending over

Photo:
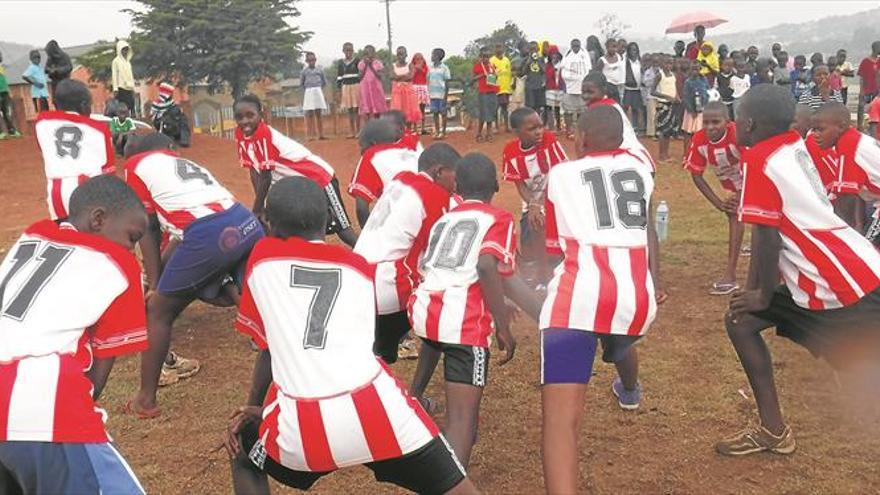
[381,109,425,153]
[408,152,541,467]
[123,133,264,418]
[683,101,746,295]
[34,79,115,220]
[540,106,665,494]
[233,94,357,247]
[354,142,460,364]
[224,177,477,494]
[811,102,880,238]
[717,85,880,456]
[0,175,148,494]
[348,119,420,227]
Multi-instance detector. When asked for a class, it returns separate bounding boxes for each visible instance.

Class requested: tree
[595,13,630,40]
[75,42,117,84]
[464,20,528,59]
[125,0,312,97]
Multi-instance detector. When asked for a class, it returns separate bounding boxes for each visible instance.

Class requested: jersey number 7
[291,265,341,350]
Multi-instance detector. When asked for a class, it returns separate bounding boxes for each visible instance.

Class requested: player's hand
[655,288,669,305]
[496,327,517,365]
[527,208,545,231]
[721,194,740,215]
[729,289,769,317]
[224,405,263,457]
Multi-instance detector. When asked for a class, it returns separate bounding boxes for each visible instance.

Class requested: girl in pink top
[390,46,421,128]
[411,52,429,134]
[358,45,388,119]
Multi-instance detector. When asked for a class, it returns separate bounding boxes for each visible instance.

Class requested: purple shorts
[541,328,640,384]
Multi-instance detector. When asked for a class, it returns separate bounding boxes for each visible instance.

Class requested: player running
[408,152,541,467]
[0,175,148,494]
[354,140,460,364]
[123,133,263,418]
[540,106,665,494]
[233,94,357,247]
[34,79,115,220]
[683,101,746,295]
[225,177,477,494]
[348,119,421,227]
[718,85,880,456]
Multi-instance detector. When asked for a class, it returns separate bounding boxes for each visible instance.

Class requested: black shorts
[752,285,880,368]
[240,423,465,494]
[374,311,412,364]
[422,339,490,387]
[324,177,352,235]
[597,333,640,364]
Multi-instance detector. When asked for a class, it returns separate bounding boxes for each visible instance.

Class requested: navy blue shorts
[430,99,447,114]
[541,328,640,384]
[0,441,144,494]
[157,202,263,297]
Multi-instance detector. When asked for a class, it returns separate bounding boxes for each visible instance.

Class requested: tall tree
[464,21,528,59]
[595,13,630,40]
[75,42,117,84]
[125,0,312,97]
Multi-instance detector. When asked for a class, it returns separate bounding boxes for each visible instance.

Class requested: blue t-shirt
[23,63,49,98]
[427,63,451,100]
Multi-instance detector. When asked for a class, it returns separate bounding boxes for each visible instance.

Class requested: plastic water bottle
[655,201,669,242]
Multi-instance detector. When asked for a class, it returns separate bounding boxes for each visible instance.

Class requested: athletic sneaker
[163,351,200,380]
[0,133,7,140]
[611,376,641,410]
[715,423,796,456]
[709,282,739,296]
[397,336,420,360]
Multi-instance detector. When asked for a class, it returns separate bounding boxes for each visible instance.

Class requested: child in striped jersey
[502,107,568,290]
[408,153,541,468]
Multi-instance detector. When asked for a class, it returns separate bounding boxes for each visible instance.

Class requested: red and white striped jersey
[502,130,568,211]
[684,122,744,193]
[35,111,115,220]
[401,131,425,154]
[829,127,880,200]
[589,98,656,170]
[348,142,420,202]
[540,149,657,335]
[0,221,147,443]
[235,122,335,187]
[235,236,438,471]
[354,171,451,315]
[739,130,880,310]
[805,132,840,196]
[409,201,516,347]
[124,150,236,237]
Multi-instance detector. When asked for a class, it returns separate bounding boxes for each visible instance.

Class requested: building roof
[6,42,110,86]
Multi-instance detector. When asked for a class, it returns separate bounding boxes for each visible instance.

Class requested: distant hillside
[0,41,35,64]
[635,8,880,60]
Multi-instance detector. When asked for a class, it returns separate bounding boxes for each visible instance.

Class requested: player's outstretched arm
[249,168,272,219]
[247,349,273,407]
[730,225,781,316]
[355,197,371,229]
[647,201,667,304]
[477,254,516,365]
[502,274,542,322]
[691,174,727,212]
[87,357,116,401]
[140,214,163,291]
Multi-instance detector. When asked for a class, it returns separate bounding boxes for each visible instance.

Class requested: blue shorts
[158,202,263,297]
[429,98,447,114]
[541,328,641,384]
[0,441,144,494]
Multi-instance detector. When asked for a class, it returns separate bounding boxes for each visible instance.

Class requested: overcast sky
[3,0,877,58]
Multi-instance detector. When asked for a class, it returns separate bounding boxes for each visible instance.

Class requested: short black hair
[455,153,498,199]
[234,93,263,112]
[739,84,796,135]
[68,174,145,219]
[432,48,446,60]
[381,110,406,132]
[266,177,327,237]
[583,70,608,91]
[578,105,623,150]
[124,132,175,157]
[815,101,851,125]
[359,119,398,151]
[418,143,461,172]
[510,107,538,130]
[29,49,40,59]
[704,100,728,118]
[54,79,91,113]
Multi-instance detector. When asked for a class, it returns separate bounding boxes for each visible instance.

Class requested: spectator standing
[544,50,563,131]
[857,42,880,130]
[773,51,791,91]
[622,42,645,133]
[521,41,546,113]
[111,40,136,117]
[697,41,720,87]
[731,60,751,116]
[0,50,21,138]
[653,54,680,161]
[473,46,498,142]
[427,48,451,139]
[716,57,735,119]
[790,55,810,100]
[490,43,513,132]
[300,52,328,140]
[598,38,625,99]
[151,82,191,147]
[836,49,854,104]
[411,52,430,135]
[390,46,420,129]
[22,50,50,113]
[585,35,604,66]
[357,45,388,121]
[44,40,72,105]
[798,65,843,110]
[642,53,659,137]
[685,25,706,60]
[560,38,591,138]
[510,40,529,112]
[336,42,361,138]
[674,40,686,59]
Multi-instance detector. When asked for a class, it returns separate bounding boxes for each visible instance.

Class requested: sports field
[1,132,877,493]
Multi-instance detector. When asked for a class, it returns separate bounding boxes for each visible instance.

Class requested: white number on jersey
[0,242,73,320]
[291,265,341,350]
[580,168,647,229]
[54,125,84,159]
[174,158,216,186]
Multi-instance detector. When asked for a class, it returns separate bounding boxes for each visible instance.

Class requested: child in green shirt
[110,102,136,155]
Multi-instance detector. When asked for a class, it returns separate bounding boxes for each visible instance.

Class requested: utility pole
[383,0,393,89]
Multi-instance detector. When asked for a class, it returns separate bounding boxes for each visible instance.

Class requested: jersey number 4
[0,242,73,320]
[290,265,341,350]
[581,168,647,229]
[175,159,214,185]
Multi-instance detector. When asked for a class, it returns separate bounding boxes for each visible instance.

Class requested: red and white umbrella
[665,12,728,34]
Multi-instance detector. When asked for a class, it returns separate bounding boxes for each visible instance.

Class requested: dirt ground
[1,127,878,495]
